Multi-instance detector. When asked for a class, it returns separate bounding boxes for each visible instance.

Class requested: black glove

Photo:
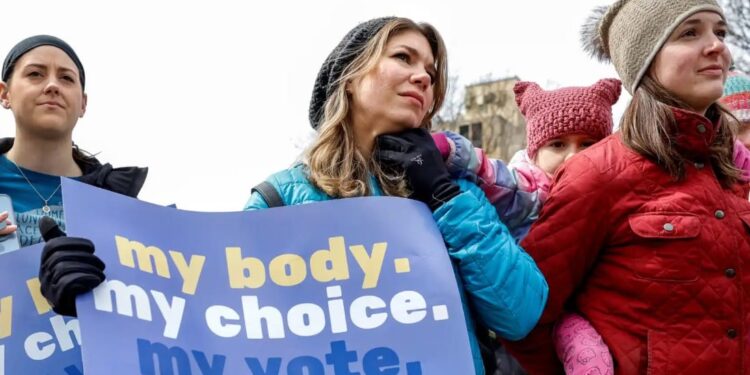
[38,216,105,317]
[375,128,461,211]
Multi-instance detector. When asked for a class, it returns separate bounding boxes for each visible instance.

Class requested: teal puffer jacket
[244,164,548,374]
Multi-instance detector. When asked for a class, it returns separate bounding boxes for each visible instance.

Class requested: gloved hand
[38,216,105,317]
[375,128,460,211]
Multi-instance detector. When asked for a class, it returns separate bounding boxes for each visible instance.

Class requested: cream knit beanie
[581,0,724,94]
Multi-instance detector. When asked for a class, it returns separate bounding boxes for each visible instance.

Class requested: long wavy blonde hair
[306,18,447,198]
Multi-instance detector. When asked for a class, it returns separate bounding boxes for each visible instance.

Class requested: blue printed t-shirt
[0,155,66,247]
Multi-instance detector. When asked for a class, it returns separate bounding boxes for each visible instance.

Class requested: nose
[705,34,727,56]
[43,77,61,95]
[564,149,578,161]
[410,69,430,92]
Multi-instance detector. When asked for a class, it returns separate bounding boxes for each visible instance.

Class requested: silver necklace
[12,163,61,214]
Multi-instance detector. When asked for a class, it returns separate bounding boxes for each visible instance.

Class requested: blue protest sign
[0,243,84,375]
[63,178,474,374]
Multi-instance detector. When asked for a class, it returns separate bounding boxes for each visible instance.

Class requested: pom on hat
[580,5,611,62]
[515,78,622,158]
[578,0,723,94]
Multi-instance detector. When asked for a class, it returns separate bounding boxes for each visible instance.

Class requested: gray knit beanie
[308,17,396,129]
[581,0,724,94]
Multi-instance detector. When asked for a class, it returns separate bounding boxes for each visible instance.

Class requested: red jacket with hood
[504,108,750,374]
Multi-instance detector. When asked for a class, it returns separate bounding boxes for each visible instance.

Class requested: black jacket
[0,137,148,198]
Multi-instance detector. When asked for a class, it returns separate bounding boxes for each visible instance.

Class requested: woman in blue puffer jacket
[244,17,548,375]
[35,16,548,375]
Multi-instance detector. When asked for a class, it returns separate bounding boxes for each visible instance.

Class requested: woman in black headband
[0,35,148,248]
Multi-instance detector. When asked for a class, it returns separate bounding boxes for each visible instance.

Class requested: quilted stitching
[504,133,750,375]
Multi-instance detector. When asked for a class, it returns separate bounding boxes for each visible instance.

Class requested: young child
[433,78,621,375]
[433,78,621,241]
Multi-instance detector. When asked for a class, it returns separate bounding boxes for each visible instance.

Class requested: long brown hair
[620,75,741,187]
[306,18,448,198]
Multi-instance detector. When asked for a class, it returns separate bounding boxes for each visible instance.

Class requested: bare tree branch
[435,75,464,124]
[724,0,750,72]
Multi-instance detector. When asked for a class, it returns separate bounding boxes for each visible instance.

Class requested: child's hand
[0,211,18,236]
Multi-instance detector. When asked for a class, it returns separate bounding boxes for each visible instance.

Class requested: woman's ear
[0,82,10,109]
[79,93,88,118]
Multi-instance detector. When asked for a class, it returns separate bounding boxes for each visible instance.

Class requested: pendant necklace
[13,163,62,215]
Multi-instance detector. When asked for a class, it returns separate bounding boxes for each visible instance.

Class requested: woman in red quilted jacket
[502,1,750,374]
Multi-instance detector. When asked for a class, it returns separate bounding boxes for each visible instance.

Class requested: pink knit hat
[516,78,622,158]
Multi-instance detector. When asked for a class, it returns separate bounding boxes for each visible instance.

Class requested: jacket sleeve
[439,131,543,241]
[244,169,295,210]
[502,154,616,374]
[733,139,750,182]
[433,179,549,341]
[243,191,270,210]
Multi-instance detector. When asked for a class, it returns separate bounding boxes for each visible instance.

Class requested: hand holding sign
[38,216,106,317]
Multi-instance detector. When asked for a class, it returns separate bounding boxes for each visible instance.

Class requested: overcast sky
[1,0,636,211]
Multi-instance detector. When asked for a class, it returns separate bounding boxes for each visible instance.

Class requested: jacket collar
[670,107,719,160]
[0,137,148,198]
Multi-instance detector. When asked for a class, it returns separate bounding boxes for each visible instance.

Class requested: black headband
[2,35,85,90]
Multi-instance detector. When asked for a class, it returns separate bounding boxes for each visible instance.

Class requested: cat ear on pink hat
[514,78,622,158]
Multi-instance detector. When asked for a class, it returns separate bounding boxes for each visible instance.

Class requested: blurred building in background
[435,76,526,161]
